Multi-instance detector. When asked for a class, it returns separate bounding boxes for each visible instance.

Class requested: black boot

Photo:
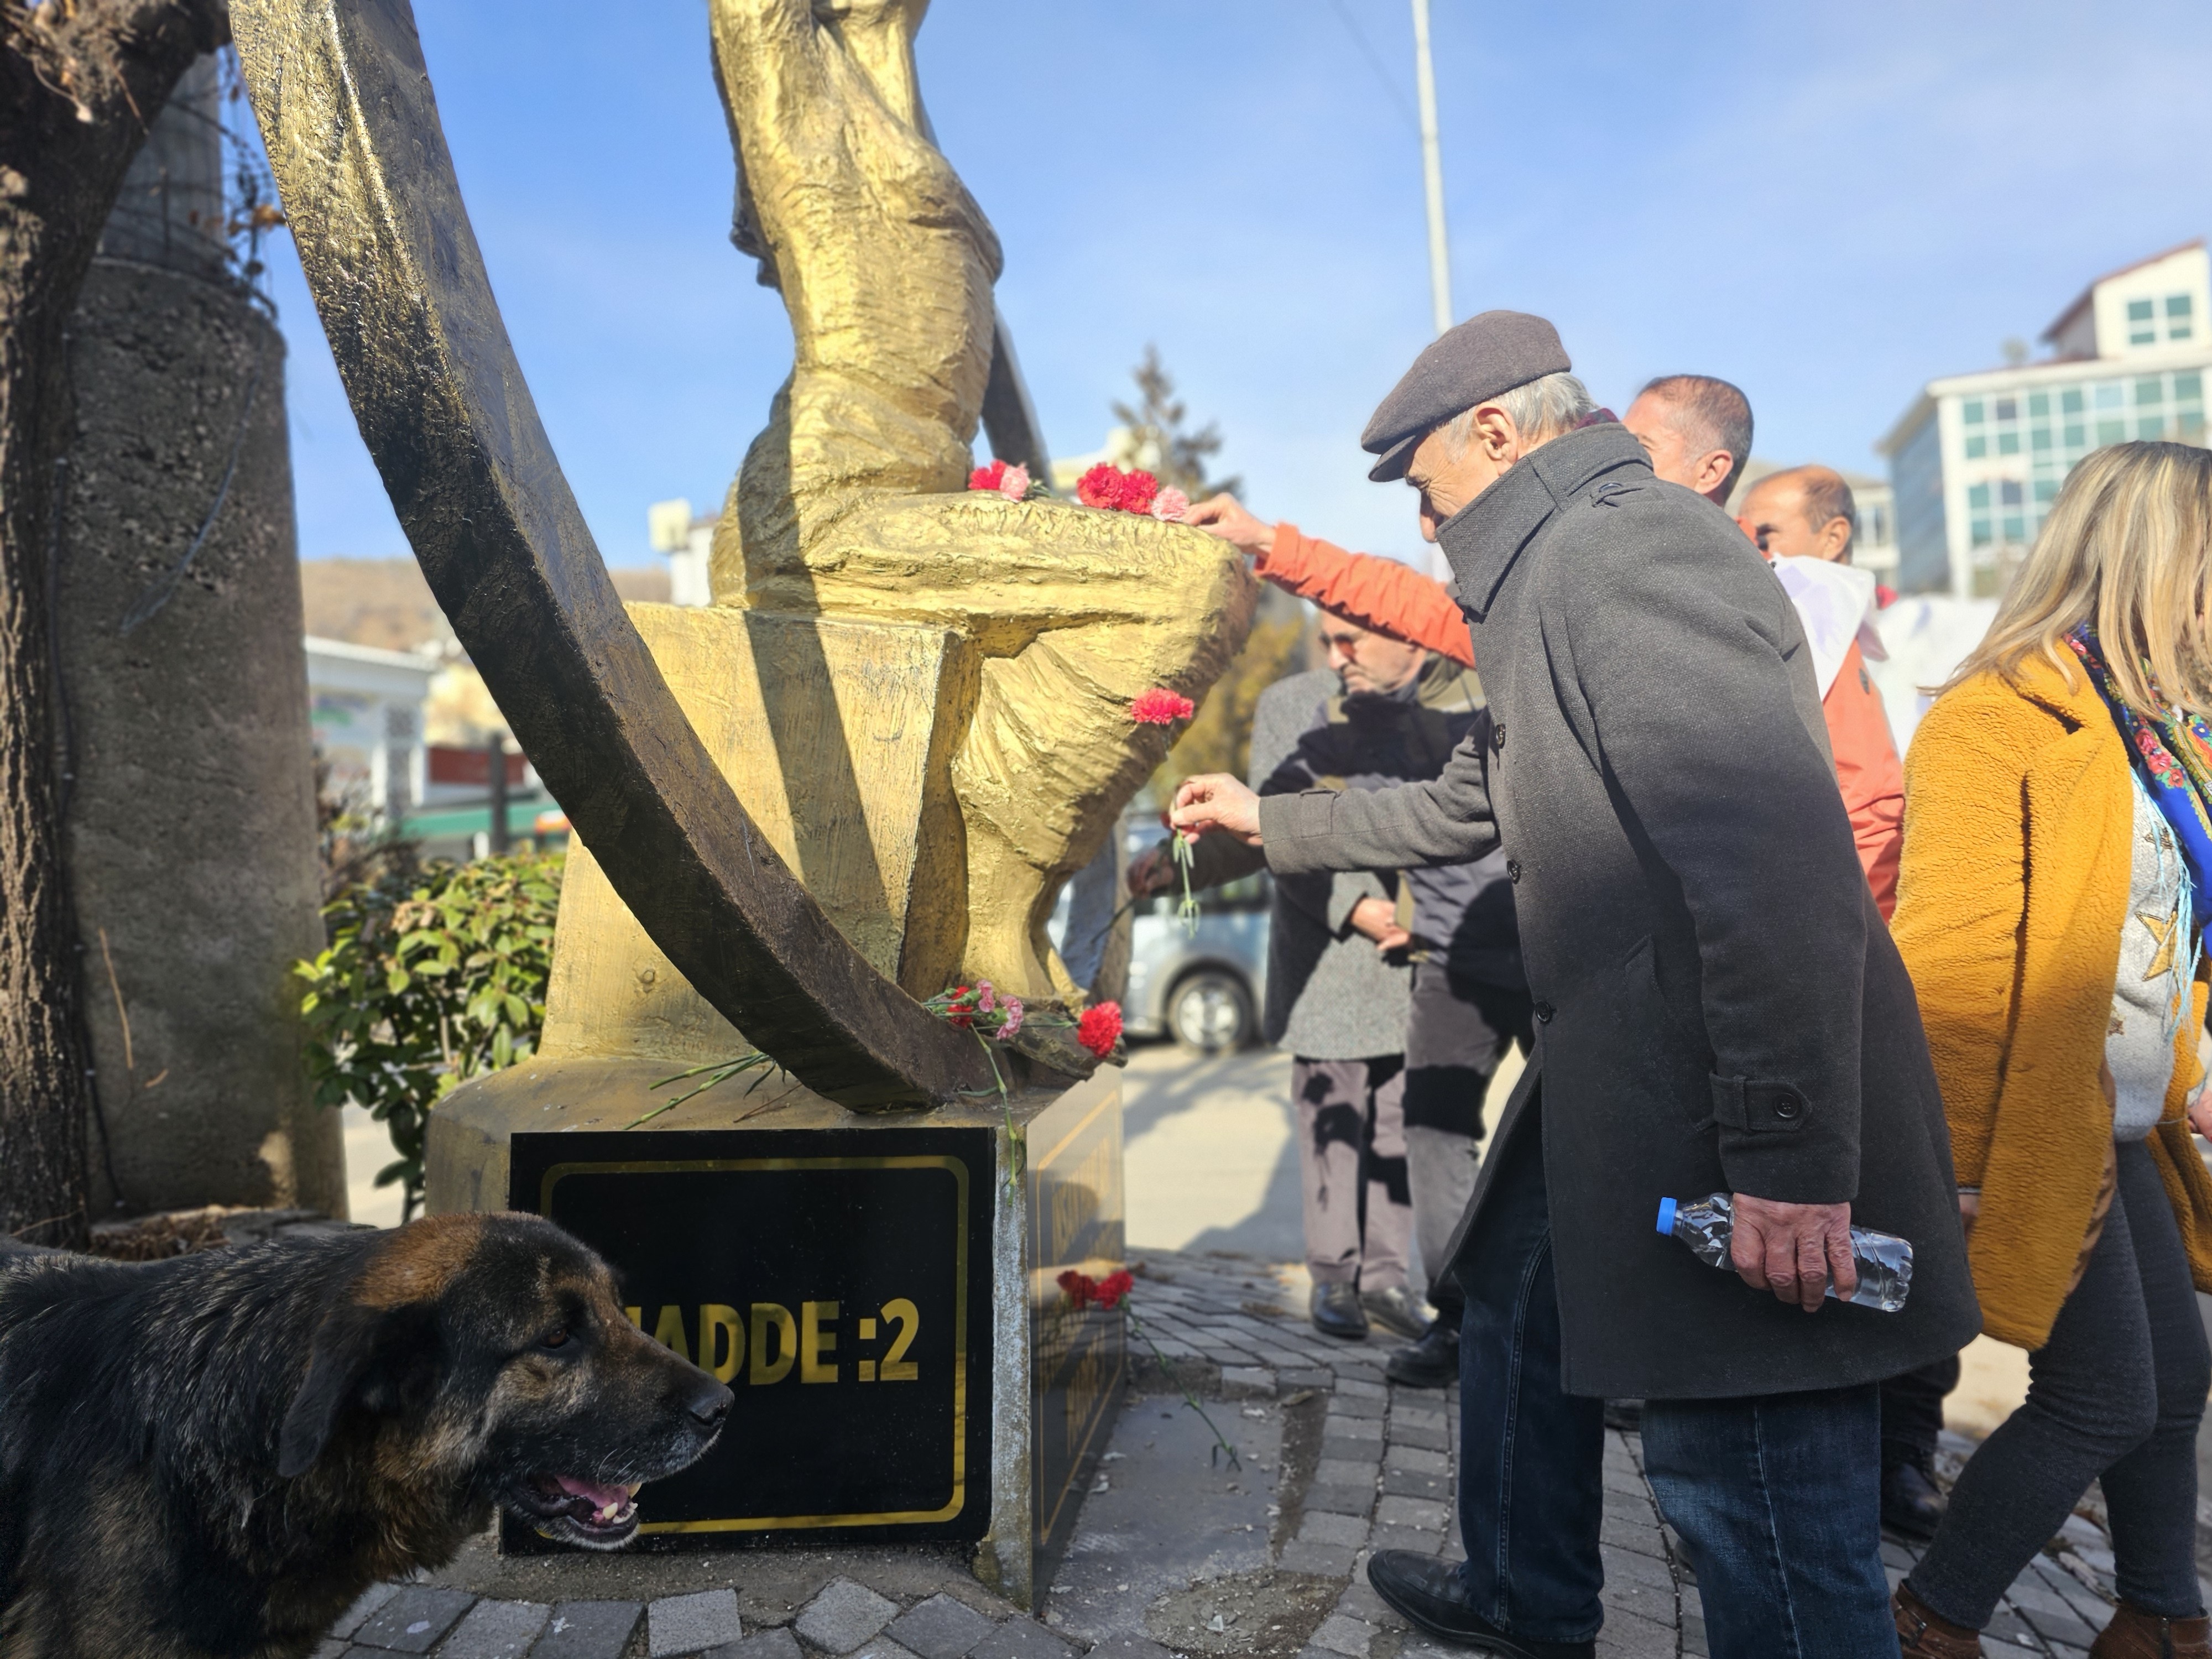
[1360,1285,1433,1340]
[1366,1551,1595,1658]
[1385,1319,1459,1387]
[1881,1456,1948,1542]
[1310,1282,1369,1340]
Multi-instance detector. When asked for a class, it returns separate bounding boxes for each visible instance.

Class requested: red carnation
[1115,469,1160,515]
[1095,1269,1135,1310]
[970,460,1008,492]
[1076,1001,1124,1059]
[1076,463,1164,515]
[1058,1268,1097,1310]
[1131,688,1195,726]
[1076,463,1123,509]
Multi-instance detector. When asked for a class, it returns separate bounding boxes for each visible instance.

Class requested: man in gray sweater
[1168,312,1979,1659]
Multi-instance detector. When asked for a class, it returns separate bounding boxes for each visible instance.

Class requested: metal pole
[1411,0,1452,336]
[486,736,510,856]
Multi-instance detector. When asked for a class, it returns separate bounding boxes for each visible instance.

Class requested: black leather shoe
[1385,1320,1459,1388]
[1361,1284,1433,1340]
[1882,1458,1947,1542]
[1365,1551,1595,1658]
[1311,1282,1369,1340]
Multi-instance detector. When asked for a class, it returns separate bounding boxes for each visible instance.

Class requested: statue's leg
[768,496,1260,999]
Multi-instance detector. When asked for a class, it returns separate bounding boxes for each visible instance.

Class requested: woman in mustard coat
[1890,442,2212,1659]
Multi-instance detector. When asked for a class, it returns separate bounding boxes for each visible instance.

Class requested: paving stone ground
[327,1250,2165,1659]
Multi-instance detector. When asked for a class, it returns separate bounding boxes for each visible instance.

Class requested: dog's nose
[688,1379,734,1428]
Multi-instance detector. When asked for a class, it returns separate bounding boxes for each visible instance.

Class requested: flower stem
[1171,834,1201,937]
[974,1031,1023,1184]
[1125,1305,1240,1470]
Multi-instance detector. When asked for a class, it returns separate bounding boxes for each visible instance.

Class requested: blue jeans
[1643,1389,1898,1658]
[1453,1097,1899,1657]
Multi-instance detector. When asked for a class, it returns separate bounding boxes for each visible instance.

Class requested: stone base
[426,1055,1125,1610]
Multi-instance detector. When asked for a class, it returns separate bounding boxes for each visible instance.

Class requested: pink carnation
[975,982,996,1014]
[969,460,1030,500]
[998,997,1024,1039]
[1151,487,1190,523]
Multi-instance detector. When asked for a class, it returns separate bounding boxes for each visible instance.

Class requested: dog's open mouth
[511,1473,644,1547]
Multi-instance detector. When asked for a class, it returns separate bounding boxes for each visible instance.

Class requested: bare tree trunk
[0,0,225,1245]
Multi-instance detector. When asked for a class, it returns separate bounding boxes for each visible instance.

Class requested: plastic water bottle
[1656,1192,1913,1312]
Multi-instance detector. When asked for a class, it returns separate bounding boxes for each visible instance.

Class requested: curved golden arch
[232,0,994,1106]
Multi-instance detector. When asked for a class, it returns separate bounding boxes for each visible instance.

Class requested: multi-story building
[1880,240,2211,597]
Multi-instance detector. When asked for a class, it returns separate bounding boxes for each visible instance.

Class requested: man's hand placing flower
[1171,774,1264,848]
[1182,493,1275,557]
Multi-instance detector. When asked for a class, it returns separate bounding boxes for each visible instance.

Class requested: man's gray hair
[1442,371,1596,458]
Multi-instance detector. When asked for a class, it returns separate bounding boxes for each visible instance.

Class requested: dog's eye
[539,1327,571,1350]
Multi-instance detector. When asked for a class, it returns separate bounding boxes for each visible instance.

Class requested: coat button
[1773,1091,1803,1120]
[1506,858,1522,883]
[1533,1000,1554,1024]
[1491,722,1507,752]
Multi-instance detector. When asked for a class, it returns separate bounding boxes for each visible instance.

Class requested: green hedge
[298,853,563,1219]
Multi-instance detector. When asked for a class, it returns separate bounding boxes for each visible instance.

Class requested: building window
[2028,392,2051,418]
[2136,376,2164,405]
[1968,483,1991,510]
[2176,371,2202,401]
[2031,426,2053,451]
[1994,397,2018,421]
[2002,515,2026,541]
[2130,297,2157,345]
[2183,411,2208,440]
[1970,518,1993,546]
[1997,431,2021,455]
[1962,400,1985,425]
[1965,435,1987,458]
[2062,388,2086,415]
[1999,481,2025,507]
[2140,414,2167,440]
[2168,294,2194,340]
[2034,479,2058,504]
[2097,419,2127,445]
[2096,382,2124,409]
[2063,423,2087,448]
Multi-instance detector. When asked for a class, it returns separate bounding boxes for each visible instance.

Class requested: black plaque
[510,1126,993,1541]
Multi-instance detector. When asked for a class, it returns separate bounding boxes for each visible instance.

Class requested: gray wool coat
[1256,422,1981,1400]
[1203,670,1409,1060]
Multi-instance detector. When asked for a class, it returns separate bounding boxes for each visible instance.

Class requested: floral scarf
[2066,624,2212,931]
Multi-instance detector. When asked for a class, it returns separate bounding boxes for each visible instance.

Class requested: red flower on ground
[1076,1001,1123,1058]
[970,460,1009,492]
[1058,1267,1136,1311]
[1131,687,1195,726]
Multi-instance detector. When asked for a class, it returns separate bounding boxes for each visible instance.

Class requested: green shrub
[298,853,563,1219]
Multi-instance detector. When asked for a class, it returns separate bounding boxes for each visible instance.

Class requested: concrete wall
[58,157,342,1212]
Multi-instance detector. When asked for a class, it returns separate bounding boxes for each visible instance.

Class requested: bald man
[1738,465,1857,563]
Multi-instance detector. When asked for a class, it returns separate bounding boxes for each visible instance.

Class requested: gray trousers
[1293,1056,1411,1291]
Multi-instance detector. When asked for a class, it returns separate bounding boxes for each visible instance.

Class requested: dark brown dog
[0,1212,731,1658]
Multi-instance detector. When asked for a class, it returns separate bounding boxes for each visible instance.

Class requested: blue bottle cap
[1656,1196,1677,1236]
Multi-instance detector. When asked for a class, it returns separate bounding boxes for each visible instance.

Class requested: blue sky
[261,0,2212,572]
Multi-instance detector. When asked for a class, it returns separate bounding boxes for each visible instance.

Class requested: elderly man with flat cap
[1171,312,1979,1659]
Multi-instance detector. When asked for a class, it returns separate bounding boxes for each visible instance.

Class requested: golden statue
[692,0,1258,1006]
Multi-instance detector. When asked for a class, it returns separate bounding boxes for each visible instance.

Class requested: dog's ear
[278,1299,437,1478]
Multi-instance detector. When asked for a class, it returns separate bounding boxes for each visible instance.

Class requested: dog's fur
[0,1213,730,1659]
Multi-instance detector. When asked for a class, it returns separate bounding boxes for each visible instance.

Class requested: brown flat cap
[1361,310,1571,482]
